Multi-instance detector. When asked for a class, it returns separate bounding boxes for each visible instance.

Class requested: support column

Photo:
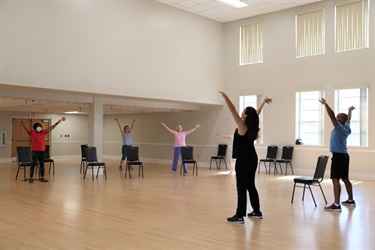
[88,97,104,161]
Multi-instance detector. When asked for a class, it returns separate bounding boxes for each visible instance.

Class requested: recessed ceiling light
[217,0,248,8]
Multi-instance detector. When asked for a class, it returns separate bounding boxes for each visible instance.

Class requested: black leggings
[235,154,260,216]
[31,151,45,178]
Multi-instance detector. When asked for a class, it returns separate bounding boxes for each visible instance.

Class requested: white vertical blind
[240,21,263,65]
[296,9,325,58]
[335,0,369,52]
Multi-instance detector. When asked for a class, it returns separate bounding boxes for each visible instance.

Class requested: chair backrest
[181,146,194,160]
[127,146,140,162]
[281,146,294,160]
[266,146,278,159]
[313,155,329,181]
[217,144,227,157]
[44,145,51,159]
[81,144,88,158]
[84,146,98,163]
[17,146,31,163]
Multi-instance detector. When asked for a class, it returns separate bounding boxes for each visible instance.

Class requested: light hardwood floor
[0,159,374,250]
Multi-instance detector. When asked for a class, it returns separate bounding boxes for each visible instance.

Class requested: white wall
[0,0,374,180]
[1,1,224,105]
[223,0,375,179]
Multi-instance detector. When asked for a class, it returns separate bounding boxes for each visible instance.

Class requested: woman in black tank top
[219,91,272,223]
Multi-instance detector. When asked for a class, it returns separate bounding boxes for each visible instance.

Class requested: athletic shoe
[324,203,341,212]
[247,211,263,219]
[40,178,48,183]
[119,166,122,170]
[29,179,34,183]
[227,215,244,224]
[341,200,356,207]
[171,170,176,174]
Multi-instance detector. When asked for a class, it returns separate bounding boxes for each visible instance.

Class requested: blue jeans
[172,147,187,172]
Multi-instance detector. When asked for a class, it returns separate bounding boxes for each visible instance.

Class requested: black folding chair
[291,155,329,207]
[125,146,144,179]
[15,146,33,181]
[258,145,279,174]
[276,146,294,175]
[83,146,106,180]
[180,146,198,176]
[210,144,228,170]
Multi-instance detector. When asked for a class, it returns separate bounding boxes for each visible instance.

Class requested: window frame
[239,21,264,65]
[335,0,370,52]
[334,87,369,147]
[295,90,325,146]
[295,8,326,58]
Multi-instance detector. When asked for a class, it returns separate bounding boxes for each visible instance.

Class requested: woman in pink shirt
[161,123,201,173]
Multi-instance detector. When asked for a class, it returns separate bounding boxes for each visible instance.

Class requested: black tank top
[232,129,255,159]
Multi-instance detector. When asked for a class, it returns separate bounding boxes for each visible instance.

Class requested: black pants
[235,153,260,216]
[31,151,45,178]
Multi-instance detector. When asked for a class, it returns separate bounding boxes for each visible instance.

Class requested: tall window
[296,91,324,145]
[239,95,262,143]
[334,88,368,146]
[335,0,370,52]
[240,21,263,65]
[295,9,325,58]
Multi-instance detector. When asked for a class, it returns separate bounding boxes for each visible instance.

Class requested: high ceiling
[156,0,323,23]
[1,0,323,115]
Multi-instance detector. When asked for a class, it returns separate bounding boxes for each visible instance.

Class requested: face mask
[36,127,42,132]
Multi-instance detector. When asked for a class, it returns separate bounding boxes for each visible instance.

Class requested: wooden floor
[0,159,374,250]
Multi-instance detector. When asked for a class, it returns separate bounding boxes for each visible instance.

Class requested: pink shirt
[173,132,186,147]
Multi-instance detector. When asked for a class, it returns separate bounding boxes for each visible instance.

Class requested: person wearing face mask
[20,119,62,183]
[320,98,355,212]
[160,122,201,174]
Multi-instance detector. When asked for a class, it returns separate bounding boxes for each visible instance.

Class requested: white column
[88,97,104,161]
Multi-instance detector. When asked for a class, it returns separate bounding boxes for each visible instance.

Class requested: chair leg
[83,165,88,179]
[215,159,220,169]
[291,183,296,203]
[125,164,128,178]
[96,166,100,179]
[223,159,228,170]
[307,184,317,207]
[275,161,283,174]
[318,183,327,204]
[302,184,306,201]
[129,165,132,179]
[195,163,198,176]
[209,159,212,169]
[290,163,294,175]
[15,166,21,180]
